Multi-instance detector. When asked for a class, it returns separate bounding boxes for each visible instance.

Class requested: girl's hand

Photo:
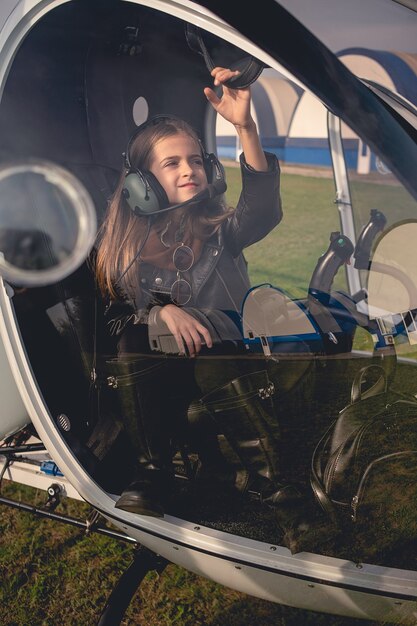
[204,67,254,130]
[204,66,268,172]
[159,304,213,357]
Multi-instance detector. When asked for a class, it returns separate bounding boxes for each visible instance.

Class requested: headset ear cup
[122,170,169,216]
[204,153,227,195]
[203,155,213,184]
[144,170,169,209]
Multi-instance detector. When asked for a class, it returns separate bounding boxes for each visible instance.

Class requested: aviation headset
[122,114,227,217]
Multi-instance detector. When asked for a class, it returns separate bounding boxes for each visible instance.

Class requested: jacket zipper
[106,360,165,388]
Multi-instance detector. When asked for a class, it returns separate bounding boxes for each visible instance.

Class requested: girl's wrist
[148,305,163,325]
[235,119,257,134]
[158,303,177,319]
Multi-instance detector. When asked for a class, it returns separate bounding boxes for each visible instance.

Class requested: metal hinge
[258,382,275,400]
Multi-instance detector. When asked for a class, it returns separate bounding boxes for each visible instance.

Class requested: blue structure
[217,48,417,171]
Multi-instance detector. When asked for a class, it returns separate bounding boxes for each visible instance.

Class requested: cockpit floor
[171,475,284,545]
[167,453,417,572]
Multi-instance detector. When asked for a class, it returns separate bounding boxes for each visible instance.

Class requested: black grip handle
[353,209,387,270]
[309,232,354,296]
[185,24,266,89]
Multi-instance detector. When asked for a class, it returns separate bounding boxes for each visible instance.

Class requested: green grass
[0,167,412,624]
[225,166,344,295]
[0,482,385,626]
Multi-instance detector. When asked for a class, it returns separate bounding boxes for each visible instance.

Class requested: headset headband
[124,114,206,170]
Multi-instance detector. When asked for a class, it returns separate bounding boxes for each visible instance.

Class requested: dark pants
[114,322,202,461]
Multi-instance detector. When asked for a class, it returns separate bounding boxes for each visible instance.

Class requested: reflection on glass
[0,170,78,269]
[368,222,417,318]
[0,162,96,286]
[341,123,417,235]
[242,284,317,355]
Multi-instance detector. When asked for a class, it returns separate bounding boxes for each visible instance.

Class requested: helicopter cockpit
[1,0,417,576]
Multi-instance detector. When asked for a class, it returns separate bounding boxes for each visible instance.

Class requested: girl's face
[149,132,208,206]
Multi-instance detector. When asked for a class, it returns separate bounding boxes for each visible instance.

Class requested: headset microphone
[206,178,227,198]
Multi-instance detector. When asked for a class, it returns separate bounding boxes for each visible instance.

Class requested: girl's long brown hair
[95,117,232,303]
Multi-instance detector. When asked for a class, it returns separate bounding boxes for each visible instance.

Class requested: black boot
[200,370,300,505]
[115,472,168,517]
[187,400,237,487]
[108,359,173,517]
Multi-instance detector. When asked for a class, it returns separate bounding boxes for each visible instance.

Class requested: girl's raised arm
[204,67,268,172]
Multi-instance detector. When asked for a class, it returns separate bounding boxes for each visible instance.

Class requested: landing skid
[97,545,168,626]
[0,487,169,625]
[0,446,169,626]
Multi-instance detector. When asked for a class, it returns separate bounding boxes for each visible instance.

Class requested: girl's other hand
[159,304,213,357]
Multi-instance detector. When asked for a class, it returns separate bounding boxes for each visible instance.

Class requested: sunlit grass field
[0,483,386,626]
[0,166,413,625]
[226,164,344,295]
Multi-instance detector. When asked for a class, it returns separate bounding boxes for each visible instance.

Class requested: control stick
[353,209,386,270]
[309,232,354,299]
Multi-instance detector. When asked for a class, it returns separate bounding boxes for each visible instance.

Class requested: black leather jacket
[107,152,281,339]
[140,152,281,312]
